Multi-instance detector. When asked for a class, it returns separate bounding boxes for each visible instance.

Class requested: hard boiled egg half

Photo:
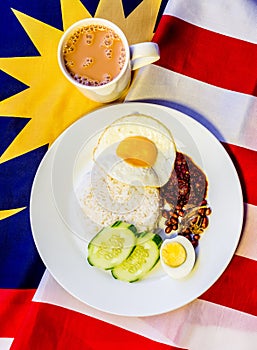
[160,236,196,279]
[92,113,176,187]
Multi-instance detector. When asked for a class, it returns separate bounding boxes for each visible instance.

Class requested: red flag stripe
[200,255,257,316]
[222,143,257,206]
[153,15,257,96]
[0,289,36,337]
[10,302,187,350]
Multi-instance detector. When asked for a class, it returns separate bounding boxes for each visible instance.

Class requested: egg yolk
[116,136,157,167]
[162,242,186,267]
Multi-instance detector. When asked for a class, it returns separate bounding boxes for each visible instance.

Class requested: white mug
[57,18,160,103]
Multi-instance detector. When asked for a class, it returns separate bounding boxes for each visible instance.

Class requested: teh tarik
[63,24,126,86]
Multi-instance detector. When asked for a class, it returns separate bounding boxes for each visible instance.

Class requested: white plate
[30,102,243,316]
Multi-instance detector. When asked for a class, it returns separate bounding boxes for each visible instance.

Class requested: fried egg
[93,113,176,187]
[160,235,196,279]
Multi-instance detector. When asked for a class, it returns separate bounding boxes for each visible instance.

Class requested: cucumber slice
[87,221,137,270]
[111,232,162,282]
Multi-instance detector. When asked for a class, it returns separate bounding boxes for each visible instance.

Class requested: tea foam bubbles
[63,24,126,86]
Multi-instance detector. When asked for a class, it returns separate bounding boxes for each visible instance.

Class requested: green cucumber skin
[111,221,137,234]
[151,233,162,248]
[87,258,94,267]
[111,221,122,227]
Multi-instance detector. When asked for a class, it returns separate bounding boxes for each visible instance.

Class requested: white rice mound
[76,168,160,232]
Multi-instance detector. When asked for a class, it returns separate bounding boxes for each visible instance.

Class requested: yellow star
[0,0,162,219]
[0,6,99,164]
[0,207,26,221]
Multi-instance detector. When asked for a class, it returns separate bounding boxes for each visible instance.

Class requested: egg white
[160,235,196,279]
[93,113,176,187]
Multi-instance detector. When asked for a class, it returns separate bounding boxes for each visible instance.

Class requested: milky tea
[62,24,126,86]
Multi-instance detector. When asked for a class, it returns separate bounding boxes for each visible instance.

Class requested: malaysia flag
[0,1,257,349]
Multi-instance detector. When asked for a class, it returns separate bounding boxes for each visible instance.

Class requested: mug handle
[130,42,160,70]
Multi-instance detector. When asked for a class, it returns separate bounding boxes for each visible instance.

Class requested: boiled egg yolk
[116,136,157,168]
[161,242,186,267]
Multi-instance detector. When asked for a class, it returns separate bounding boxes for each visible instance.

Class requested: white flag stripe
[0,338,13,350]
[126,65,257,151]
[164,0,257,44]
[142,299,257,350]
[179,323,257,350]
